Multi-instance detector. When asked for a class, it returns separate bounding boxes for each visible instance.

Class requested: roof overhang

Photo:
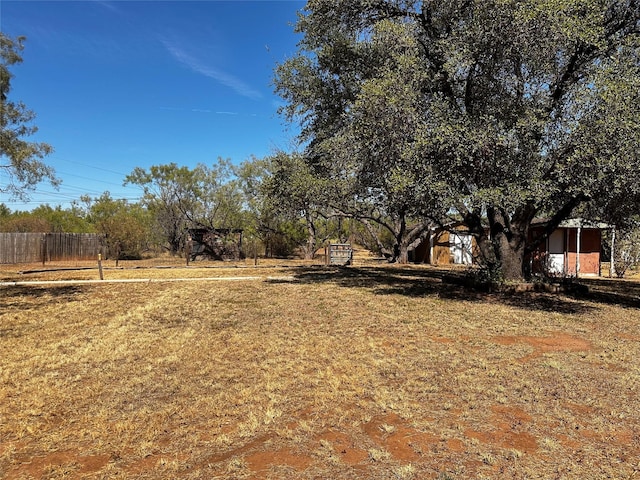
[532,218,612,230]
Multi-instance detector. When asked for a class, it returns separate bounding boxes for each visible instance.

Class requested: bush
[613,227,640,278]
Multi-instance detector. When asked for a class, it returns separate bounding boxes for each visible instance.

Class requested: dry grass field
[1,255,640,479]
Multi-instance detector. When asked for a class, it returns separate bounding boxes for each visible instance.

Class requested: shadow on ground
[283,266,640,313]
[578,277,640,309]
[0,285,85,313]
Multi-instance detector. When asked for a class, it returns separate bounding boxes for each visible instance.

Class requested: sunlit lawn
[1,260,639,479]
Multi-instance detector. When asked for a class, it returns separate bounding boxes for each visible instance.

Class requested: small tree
[125,159,244,254]
[0,210,51,232]
[235,156,278,257]
[85,192,152,264]
[0,204,93,233]
[261,151,333,259]
[29,204,93,233]
[614,226,640,278]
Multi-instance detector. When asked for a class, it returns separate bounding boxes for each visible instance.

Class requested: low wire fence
[0,233,106,264]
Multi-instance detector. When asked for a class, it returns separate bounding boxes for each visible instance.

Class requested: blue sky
[1,0,304,211]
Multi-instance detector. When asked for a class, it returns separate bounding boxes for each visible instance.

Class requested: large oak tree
[276,0,640,279]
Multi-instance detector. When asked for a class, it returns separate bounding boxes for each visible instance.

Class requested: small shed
[409,218,610,276]
[528,218,609,277]
[409,225,478,266]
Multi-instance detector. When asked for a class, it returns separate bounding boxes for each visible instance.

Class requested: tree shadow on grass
[0,286,87,339]
[286,266,640,314]
[0,285,85,313]
[576,277,640,310]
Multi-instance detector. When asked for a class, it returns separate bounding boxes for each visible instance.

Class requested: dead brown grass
[1,261,640,479]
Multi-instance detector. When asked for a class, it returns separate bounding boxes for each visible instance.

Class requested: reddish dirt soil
[492,332,591,361]
[464,405,538,454]
[363,412,439,462]
[8,331,632,479]
[5,450,111,479]
[317,430,369,465]
[245,449,312,475]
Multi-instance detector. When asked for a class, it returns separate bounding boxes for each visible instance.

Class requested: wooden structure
[329,243,353,265]
[528,219,608,277]
[409,225,478,266]
[0,233,105,264]
[409,219,608,277]
[186,228,244,261]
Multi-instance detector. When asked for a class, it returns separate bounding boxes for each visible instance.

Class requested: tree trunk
[358,213,431,264]
[467,197,585,282]
[168,228,182,255]
[487,205,535,282]
[304,213,316,260]
[466,206,533,282]
[114,242,121,268]
[389,238,406,263]
[475,233,498,269]
[397,243,409,264]
[465,209,498,270]
[391,212,408,264]
[493,231,527,281]
[361,218,392,259]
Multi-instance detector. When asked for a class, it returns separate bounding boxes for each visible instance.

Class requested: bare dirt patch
[463,405,538,454]
[492,332,592,361]
[364,412,439,462]
[316,430,369,466]
[3,450,112,479]
[245,448,312,475]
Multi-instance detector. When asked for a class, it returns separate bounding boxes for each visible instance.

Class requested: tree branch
[525,193,590,254]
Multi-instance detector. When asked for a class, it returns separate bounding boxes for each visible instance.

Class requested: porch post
[564,229,569,277]
[576,226,581,278]
[610,226,616,278]
[429,228,434,265]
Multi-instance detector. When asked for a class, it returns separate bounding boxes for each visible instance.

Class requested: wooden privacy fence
[0,233,105,264]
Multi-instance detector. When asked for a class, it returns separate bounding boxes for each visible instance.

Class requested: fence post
[41,234,47,266]
[185,236,192,266]
[98,253,104,280]
[253,238,258,266]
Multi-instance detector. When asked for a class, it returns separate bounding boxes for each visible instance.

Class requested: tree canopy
[0,33,57,200]
[82,192,152,262]
[124,160,244,254]
[275,0,640,279]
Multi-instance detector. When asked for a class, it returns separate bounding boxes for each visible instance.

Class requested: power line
[54,157,132,177]
[56,170,127,188]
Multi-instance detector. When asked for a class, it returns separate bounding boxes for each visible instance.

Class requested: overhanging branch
[525,193,590,255]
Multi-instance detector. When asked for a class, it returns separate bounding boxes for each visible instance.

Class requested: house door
[451,233,473,265]
[547,229,565,275]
